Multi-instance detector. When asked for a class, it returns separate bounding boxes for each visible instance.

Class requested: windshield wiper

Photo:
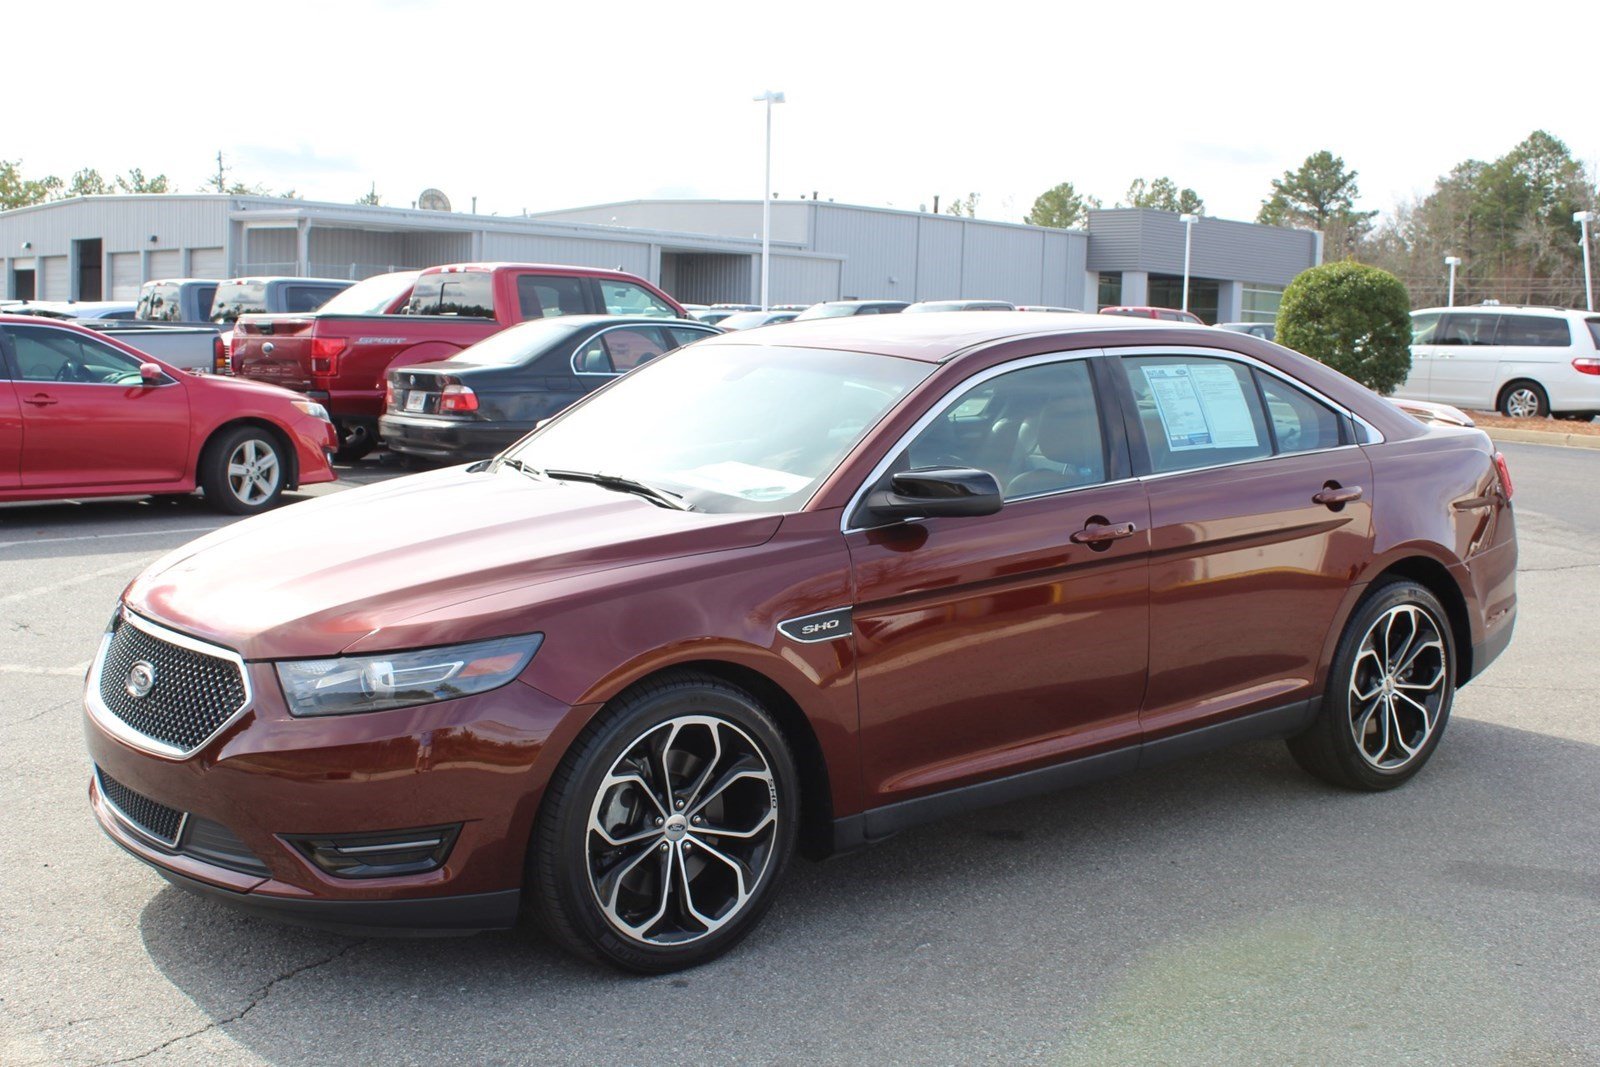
[494,456,538,477]
[542,469,693,511]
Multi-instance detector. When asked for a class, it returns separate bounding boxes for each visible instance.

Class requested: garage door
[109,253,142,299]
[189,247,225,279]
[148,250,181,280]
[41,256,68,300]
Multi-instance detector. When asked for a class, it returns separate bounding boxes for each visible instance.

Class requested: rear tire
[528,670,798,973]
[1287,579,1456,791]
[200,426,287,515]
[1498,380,1548,419]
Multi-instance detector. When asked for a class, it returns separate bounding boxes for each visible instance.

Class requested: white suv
[1395,305,1600,418]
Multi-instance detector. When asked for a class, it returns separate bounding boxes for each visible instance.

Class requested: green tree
[1025,181,1098,228]
[0,159,63,209]
[1120,176,1204,215]
[64,167,113,197]
[117,168,171,194]
[1276,261,1412,394]
[1258,150,1377,257]
[944,192,980,218]
[356,183,381,206]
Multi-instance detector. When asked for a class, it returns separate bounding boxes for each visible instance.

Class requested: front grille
[97,768,185,847]
[96,613,248,754]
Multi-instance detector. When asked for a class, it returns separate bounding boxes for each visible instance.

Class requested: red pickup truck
[232,263,685,457]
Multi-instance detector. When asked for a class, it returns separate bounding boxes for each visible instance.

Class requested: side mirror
[138,362,164,383]
[866,467,1003,521]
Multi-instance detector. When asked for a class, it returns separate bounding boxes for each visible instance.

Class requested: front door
[4,325,190,489]
[1110,348,1374,739]
[1397,311,1439,400]
[846,355,1151,810]
[0,377,20,489]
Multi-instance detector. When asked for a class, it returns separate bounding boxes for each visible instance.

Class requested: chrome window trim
[839,349,1107,535]
[2,321,178,386]
[94,765,188,850]
[569,322,716,378]
[85,607,254,761]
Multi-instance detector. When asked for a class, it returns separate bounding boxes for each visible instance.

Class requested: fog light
[286,824,460,879]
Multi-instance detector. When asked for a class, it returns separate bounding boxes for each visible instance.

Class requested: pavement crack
[0,697,77,731]
[1519,561,1600,573]
[91,940,364,1066]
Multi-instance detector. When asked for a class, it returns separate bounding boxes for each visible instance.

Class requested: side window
[573,327,670,375]
[1256,372,1345,455]
[517,275,588,320]
[1436,313,1499,346]
[7,327,142,383]
[1120,356,1272,474]
[1410,312,1441,344]
[899,360,1105,500]
[1495,314,1571,347]
[667,326,714,348]
[195,285,217,319]
[599,281,675,318]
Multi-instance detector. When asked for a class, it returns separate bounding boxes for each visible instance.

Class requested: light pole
[1444,255,1461,306]
[1179,213,1197,313]
[1576,210,1596,312]
[754,90,785,311]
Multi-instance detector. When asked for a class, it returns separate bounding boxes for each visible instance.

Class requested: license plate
[404,390,428,412]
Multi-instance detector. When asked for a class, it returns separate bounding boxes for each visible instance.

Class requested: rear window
[317,272,419,315]
[210,281,268,324]
[451,319,583,366]
[136,284,181,321]
[405,272,495,318]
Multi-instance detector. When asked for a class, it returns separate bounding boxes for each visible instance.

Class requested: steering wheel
[53,361,82,383]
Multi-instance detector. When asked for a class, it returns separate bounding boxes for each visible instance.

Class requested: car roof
[503,315,710,330]
[693,309,1182,362]
[219,276,352,285]
[1412,305,1594,317]
[142,278,220,286]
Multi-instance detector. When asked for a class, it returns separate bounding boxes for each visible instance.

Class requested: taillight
[310,336,347,374]
[439,384,478,413]
[1493,451,1514,500]
[211,333,227,374]
[1573,358,1600,375]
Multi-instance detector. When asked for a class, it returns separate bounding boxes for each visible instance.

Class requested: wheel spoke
[689,761,771,818]
[695,807,775,841]
[682,722,724,810]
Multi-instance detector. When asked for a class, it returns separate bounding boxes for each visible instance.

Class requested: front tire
[1498,380,1549,419]
[1287,580,1456,791]
[529,671,798,973]
[200,426,287,515]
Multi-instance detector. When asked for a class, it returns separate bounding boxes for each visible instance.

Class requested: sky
[5,0,1596,226]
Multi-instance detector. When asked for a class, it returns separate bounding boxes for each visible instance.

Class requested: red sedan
[0,317,336,513]
[83,312,1515,972]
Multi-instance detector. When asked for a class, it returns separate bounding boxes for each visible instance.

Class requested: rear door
[0,360,19,489]
[4,324,190,489]
[1430,311,1501,407]
[1110,347,1373,740]
[1492,312,1573,408]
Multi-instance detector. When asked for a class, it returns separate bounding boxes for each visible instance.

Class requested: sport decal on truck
[777,607,854,644]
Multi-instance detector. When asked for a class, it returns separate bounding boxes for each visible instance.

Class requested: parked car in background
[380,316,719,461]
[208,277,353,325]
[714,310,799,330]
[793,300,909,319]
[904,299,1016,312]
[136,279,220,324]
[1219,321,1276,341]
[232,263,684,457]
[87,322,227,373]
[1395,305,1600,419]
[1102,306,1206,324]
[1016,306,1083,313]
[689,308,742,325]
[8,301,138,321]
[0,316,335,511]
[83,311,1516,973]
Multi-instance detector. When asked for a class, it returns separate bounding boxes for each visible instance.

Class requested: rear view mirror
[138,362,164,383]
[866,467,1003,521]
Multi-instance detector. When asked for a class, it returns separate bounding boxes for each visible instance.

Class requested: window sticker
[1141,364,1259,451]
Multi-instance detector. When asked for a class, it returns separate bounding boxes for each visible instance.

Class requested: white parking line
[0,561,144,604]
[0,525,220,552]
[0,662,90,677]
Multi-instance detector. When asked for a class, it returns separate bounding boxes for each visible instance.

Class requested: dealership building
[0,194,1321,324]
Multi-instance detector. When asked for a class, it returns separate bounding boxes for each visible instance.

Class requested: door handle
[1070,521,1137,545]
[1312,485,1363,507]
[23,394,58,407]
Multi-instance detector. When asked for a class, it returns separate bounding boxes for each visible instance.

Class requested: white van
[1396,305,1600,418]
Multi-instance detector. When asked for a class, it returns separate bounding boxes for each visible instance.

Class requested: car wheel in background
[529,670,798,973]
[1498,380,1549,418]
[201,426,287,515]
[1287,579,1456,791]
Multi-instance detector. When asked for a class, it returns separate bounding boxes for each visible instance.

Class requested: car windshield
[452,319,584,365]
[501,344,932,514]
[794,304,858,320]
[210,281,268,323]
[317,272,421,315]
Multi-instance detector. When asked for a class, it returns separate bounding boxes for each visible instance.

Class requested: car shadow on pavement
[131,716,1599,1065]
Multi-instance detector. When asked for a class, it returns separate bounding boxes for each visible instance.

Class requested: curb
[1484,426,1600,450]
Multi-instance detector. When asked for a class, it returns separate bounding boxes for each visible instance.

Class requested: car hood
[126,465,783,659]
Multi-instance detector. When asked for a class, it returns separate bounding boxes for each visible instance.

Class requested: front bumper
[378,413,529,460]
[84,630,588,934]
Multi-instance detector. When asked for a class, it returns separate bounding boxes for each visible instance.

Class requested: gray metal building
[0,195,1318,324]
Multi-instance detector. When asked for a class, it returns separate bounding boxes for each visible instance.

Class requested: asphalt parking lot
[2,442,1597,1066]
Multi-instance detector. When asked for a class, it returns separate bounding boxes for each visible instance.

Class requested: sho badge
[777,608,853,644]
[126,661,156,700]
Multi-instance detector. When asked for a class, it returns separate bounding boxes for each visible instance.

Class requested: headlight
[292,400,332,422]
[276,634,542,717]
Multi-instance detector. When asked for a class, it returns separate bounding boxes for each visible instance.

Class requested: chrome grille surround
[86,608,253,759]
[95,766,188,849]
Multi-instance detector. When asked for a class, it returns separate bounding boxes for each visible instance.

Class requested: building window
[1097,273,1122,310]
[1241,283,1284,324]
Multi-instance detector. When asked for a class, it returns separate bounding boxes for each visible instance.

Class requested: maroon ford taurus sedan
[84,312,1517,972]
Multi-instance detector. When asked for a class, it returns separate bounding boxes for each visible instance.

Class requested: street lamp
[1178,213,1198,313]
[1444,255,1461,307]
[1576,210,1596,312]
[754,90,785,311]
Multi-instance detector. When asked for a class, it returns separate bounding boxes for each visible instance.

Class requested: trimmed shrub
[1276,261,1412,394]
